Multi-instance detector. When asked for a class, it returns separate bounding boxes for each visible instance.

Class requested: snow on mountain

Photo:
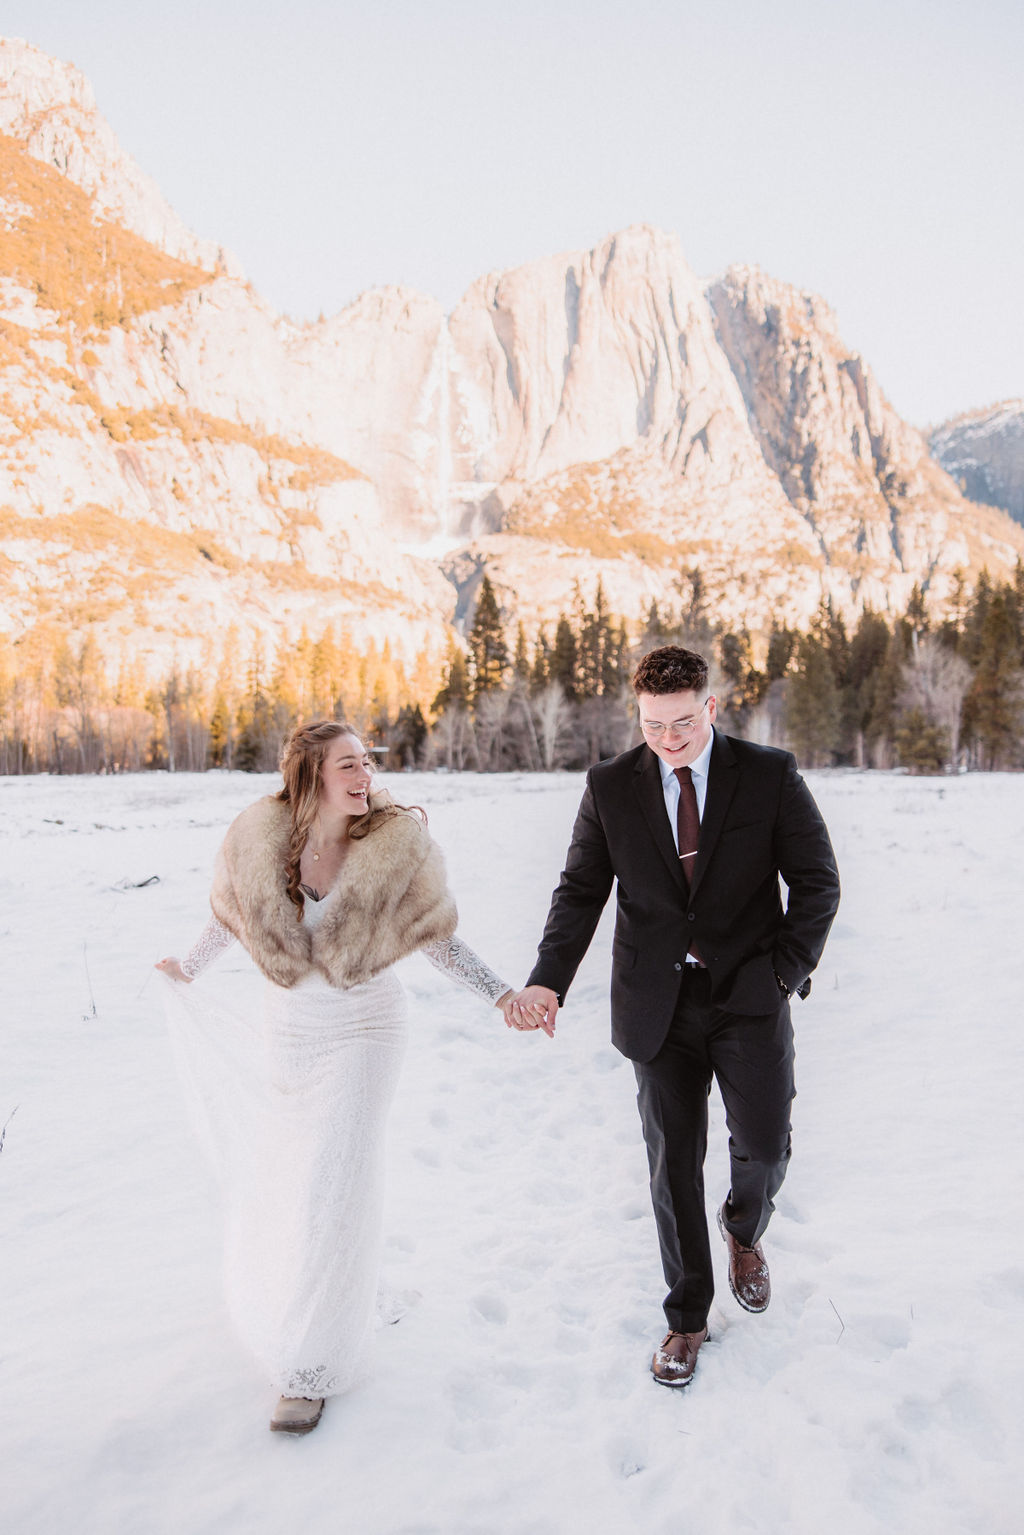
[1,35,1022,681]
[930,400,1024,527]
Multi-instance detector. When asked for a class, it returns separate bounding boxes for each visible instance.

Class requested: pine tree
[272,627,312,720]
[513,623,531,683]
[208,693,231,768]
[718,630,759,725]
[235,643,279,771]
[641,600,667,651]
[893,708,949,774]
[961,588,1024,768]
[864,632,904,766]
[310,628,343,717]
[847,609,892,763]
[604,620,632,696]
[53,633,107,771]
[389,703,427,767]
[961,571,993,668]
[336,626,363,720]
[785,631,841,766]
[937,568,968,652]
[1009,559,1024,655]
[575,581,618,698]
[432,645,471,714]
[550,616,579,701]
[468,575,509,698]
[765,622,796,682]
[904,583,929,642]
[677,567,716,652]
[530,626,551,694]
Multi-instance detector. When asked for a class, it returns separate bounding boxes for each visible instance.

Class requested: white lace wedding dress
[161,896,509,1399]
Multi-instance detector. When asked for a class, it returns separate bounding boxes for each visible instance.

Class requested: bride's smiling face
[317,733,374,821]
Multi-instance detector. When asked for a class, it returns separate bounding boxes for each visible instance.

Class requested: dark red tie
[674,767,703,964]
[674,766,700,887]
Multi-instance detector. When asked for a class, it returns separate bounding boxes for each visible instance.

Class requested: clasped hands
[497,985,559,1039]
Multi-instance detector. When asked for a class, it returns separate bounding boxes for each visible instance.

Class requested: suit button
[687,912,696,922]
[674,962,682,972]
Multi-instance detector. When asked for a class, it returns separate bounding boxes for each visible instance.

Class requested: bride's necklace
[307,826,348,865]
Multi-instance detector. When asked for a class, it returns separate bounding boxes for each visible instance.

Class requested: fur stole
[209,790,457,989]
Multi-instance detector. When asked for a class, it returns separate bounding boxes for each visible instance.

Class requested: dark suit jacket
[526,731,840,1063]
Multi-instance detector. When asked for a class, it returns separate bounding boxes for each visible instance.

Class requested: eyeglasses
[640,699,710,738]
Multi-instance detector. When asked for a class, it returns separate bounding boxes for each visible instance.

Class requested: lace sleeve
[421,936,512,1006]
[180,916,237,979]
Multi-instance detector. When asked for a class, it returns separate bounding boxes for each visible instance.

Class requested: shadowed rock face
[930,403,1024,527]
[1,34,1022,672]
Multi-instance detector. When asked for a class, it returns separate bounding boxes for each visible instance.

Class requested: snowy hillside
[0,768,1020,1534]
[930,401,1024,527]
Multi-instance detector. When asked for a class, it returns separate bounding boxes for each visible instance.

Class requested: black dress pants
[633,967,795,1333]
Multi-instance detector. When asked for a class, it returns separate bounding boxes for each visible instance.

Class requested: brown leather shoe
[717,1205,771,1312]
[270,1395,324,1435]
[651,1326,708,1387]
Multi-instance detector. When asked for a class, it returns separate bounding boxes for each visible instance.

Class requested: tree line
[1,563,1022,776]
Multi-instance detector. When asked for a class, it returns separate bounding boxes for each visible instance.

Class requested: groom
[510,646,840,1387]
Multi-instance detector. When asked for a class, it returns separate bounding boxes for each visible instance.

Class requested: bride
[157,719,547,1436]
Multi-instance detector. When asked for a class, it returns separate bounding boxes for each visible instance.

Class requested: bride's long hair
[276,719,422,917]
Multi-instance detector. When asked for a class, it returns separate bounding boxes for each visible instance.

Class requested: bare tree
[899,634,972,764]
[474,688,515,770]
[508,683,542,771]
[424,707,479,771]
[531,683,575,771]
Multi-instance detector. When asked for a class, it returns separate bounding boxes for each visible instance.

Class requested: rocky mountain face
[930,402,1024,527]
[439,238,1023,633]
[0,39,238,278]
[1,35,1022,687]
[0,39,455,678]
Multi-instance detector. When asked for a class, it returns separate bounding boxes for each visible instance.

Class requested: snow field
[1,768,1021,1534]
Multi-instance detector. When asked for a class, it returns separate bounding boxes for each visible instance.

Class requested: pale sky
[3,0,1021,427]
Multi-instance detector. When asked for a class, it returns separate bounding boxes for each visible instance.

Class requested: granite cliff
[1,35,1021,686]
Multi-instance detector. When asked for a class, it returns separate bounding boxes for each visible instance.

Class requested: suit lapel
[690,730,739,897]
[633,746,688,891]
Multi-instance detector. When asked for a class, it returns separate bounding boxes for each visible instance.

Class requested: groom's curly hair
[631,646,709,696]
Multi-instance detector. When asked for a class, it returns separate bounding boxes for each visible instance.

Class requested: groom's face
[636,688,717,769]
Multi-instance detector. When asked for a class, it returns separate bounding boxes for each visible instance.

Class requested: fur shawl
[209,790,458,989]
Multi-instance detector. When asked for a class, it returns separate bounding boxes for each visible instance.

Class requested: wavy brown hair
[276,719,424,918]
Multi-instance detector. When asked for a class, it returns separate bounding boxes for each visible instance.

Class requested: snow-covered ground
[1,768,1021,1535]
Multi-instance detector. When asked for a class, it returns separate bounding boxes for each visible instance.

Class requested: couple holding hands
[158,645,839,1435]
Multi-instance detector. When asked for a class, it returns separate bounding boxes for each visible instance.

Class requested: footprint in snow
[605,1435,647,1479]
[471,1293,509,1325]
